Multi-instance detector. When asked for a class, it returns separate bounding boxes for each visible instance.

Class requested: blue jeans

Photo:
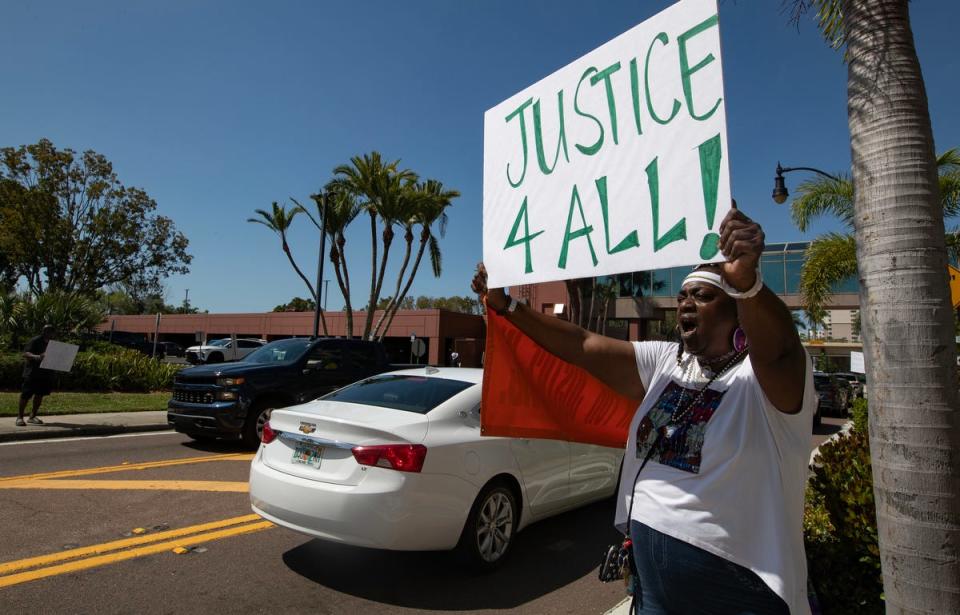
[629,520,789,615]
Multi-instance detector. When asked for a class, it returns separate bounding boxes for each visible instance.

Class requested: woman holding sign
[472,205,812,614]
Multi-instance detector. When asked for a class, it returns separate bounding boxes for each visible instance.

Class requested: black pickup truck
[167,337,410,448]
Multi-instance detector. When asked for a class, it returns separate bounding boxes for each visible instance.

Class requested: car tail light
[351,444,427,473]
[261,421,278,444]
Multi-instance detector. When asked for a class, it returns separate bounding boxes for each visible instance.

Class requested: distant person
[450,351,461,367]
[17,325,56,427]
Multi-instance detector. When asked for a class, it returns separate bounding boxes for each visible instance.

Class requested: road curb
[0,423,172,443]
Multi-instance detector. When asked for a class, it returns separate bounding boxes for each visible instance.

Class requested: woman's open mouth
[679,316,698,336]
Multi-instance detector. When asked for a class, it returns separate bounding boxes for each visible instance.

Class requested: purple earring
[733,327,748,353]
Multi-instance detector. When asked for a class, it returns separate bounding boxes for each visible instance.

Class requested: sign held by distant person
[483,0,730,288]
[39,341,79,372]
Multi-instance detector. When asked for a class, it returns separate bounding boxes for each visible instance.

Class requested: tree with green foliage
[790,149,960,316]
[792,1,960,610]
[247,201,326,335]
[331,152,418,340]
[0,140,191,297]
[375,179,459,340]
[301,185,361,337]
[272,297,316,312]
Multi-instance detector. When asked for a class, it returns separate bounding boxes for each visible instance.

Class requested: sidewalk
[604,598,630,614]
[0,411,171,443]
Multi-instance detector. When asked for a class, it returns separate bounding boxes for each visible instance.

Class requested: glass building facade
[615,242,859,298]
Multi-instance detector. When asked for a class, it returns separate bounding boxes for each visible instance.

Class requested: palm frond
[940,171,960,219]
[937,147,960,172]
[790,174,854,232]
[428,234,442,277]
[945,227,960,264]
[799,233,858,315]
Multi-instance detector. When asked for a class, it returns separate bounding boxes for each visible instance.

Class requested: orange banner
[480,308,638,448]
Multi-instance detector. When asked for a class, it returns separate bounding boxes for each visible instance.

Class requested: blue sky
[2,1,957,313]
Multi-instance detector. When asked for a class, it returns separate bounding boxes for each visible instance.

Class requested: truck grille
[173,389,216,404]
[175,375,217,385]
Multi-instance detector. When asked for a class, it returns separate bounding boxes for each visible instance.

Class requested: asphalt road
[0,419,846,615]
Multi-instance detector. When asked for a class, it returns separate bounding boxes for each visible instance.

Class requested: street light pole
[771,162,841,204]
[312,192,328,339]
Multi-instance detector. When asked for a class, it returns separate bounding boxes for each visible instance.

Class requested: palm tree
[332,152,417,339]
[799,1,960,610]
[247,202,326,333]
[374,180,459,339]
[376,180,458,340]
[791,149,960,315]
[297,185,362,338]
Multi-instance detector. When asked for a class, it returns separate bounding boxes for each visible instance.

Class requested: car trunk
[262,400,429,486]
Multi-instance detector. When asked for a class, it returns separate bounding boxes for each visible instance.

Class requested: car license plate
[292,442,324,468]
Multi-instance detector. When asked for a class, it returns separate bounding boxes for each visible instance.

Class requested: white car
[249,367,622,569]
[185,338,266,364]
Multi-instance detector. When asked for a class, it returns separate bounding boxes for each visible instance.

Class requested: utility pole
[183,289,190,314]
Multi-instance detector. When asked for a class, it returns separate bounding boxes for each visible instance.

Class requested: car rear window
[322,374,473,414]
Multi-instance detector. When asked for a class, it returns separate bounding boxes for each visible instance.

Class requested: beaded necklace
[661,348,748,439]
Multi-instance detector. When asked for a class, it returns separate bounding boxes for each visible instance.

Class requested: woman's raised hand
[471,263,509,313]
[718,201,765,292]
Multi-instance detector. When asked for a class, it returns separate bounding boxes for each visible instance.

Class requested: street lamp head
[772,163,789,204]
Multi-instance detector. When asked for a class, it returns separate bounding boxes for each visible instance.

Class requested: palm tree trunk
[373,226,413,339]
[379,231,428,341]
[363,210,378,339]
[281,237,317,302]
[364,226,394,340]
[844,1,960,611]
[336,233,354,338]
[586,278,597,332]
[330,244,352,339]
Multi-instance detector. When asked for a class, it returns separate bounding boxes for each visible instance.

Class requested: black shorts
[21,372,54,398]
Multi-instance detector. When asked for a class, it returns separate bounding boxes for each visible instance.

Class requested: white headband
[682,270,723,289]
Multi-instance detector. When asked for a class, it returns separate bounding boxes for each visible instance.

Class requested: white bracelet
[505,297,519,313]
[721,269,764,299]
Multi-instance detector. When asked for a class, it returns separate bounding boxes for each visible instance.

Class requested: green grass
[0,391,170,416]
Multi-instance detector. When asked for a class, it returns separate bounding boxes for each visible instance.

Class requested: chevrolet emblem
[299,422,316,434]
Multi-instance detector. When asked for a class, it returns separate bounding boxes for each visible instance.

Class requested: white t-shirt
[614,341,815,615]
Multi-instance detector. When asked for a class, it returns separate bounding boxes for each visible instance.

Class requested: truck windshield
[244,339,311,364]
[322,374,473,414]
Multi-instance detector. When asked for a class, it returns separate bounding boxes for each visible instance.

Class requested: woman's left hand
[718,201,764,292]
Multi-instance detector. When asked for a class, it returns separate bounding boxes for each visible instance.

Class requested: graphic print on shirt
[635,381,727,473]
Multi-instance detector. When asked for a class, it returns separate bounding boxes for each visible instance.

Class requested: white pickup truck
[185,338,267,364]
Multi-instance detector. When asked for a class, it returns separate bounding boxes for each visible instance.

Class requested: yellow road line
[0,521,274,589]
[0,453,255,483]
[0,479,249,493]
[0,514,262,576]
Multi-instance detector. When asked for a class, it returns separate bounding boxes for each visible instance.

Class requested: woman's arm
[718,206,807,414]
[472,265,645,402]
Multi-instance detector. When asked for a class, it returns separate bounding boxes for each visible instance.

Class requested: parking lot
[0,431,629,614]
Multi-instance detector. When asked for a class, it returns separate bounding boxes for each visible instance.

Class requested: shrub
[804,412,883,614]
[0,349,180,392]
[0,290,105,351]
[850,396,869,435]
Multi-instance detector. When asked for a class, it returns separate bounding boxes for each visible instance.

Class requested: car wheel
[456,481,518,571]
[206,352,224,364]
[241,403,275,450]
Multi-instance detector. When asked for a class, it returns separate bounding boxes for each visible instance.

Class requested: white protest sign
[850,351,865,374]
[483,0,730,288]
[39,340,79,372]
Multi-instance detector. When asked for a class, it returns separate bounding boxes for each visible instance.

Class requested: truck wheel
[455,480,518,572]
[242,402,275,449]
[207,352,224,364]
